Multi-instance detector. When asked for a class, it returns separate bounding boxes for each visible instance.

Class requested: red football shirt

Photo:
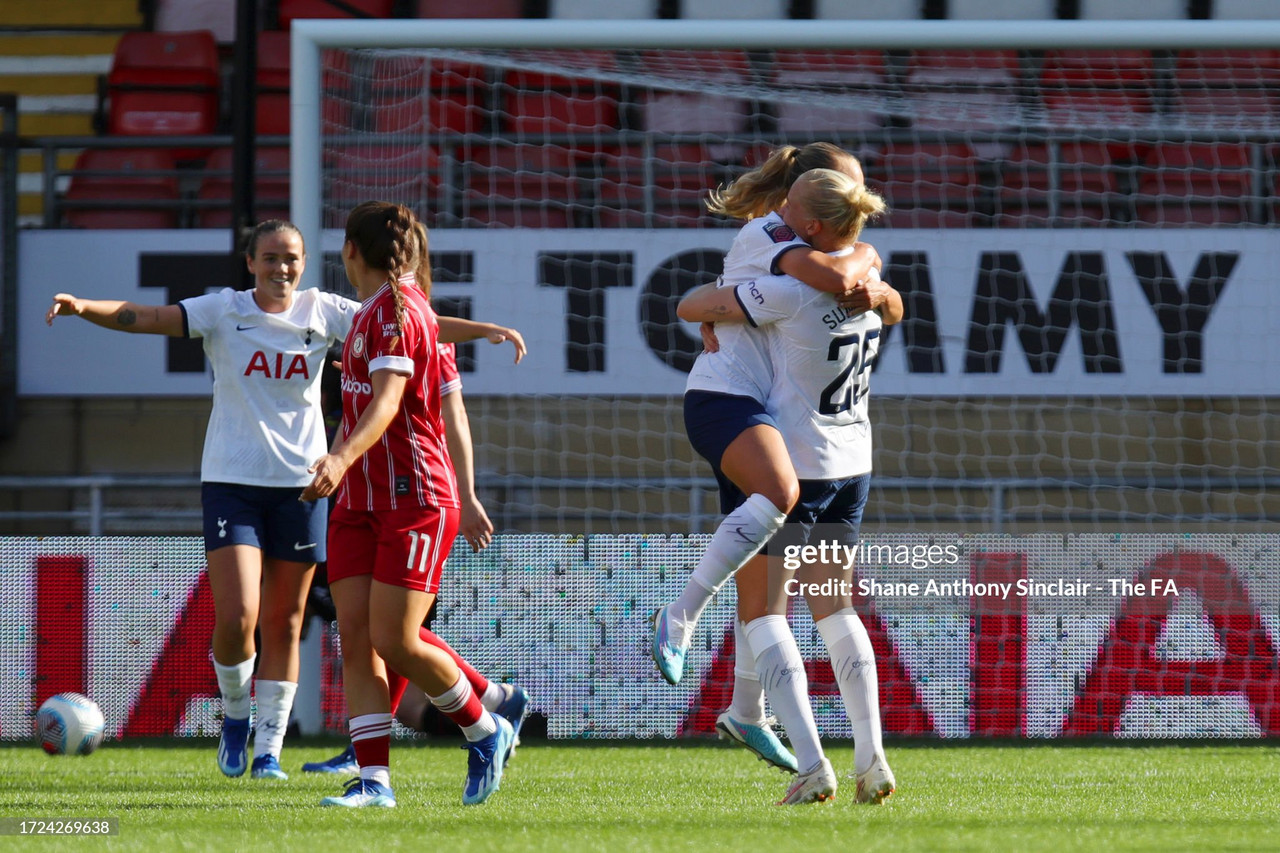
[336,274,459,511]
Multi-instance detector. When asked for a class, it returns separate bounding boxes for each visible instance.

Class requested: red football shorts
[326,503,460,594]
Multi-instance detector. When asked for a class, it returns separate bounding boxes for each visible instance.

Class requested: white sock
[213,655,256,720]
[817,608,884,774]
[350,713,391,786]
[480,682,506,712]
[746,614,824,775]
[428,673,498,742]
[727,619,766,723]
[668,494,787,643]
[252,679,296,759]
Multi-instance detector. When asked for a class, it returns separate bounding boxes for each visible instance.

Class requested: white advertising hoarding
[19,228,1280,396]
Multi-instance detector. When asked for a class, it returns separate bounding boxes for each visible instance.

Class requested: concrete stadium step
[0,34,123,225]
[0,0,141,28]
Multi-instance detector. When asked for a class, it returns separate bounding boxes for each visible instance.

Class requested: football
[35,693,106,756]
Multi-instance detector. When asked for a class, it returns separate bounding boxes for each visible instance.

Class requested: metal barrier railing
[1,473,1274,536]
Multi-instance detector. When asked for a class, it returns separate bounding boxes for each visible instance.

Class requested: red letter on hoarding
[1063,552,1280,736]
[122,572,219,737]
[971,553,1027,737]
[35,555,88,708]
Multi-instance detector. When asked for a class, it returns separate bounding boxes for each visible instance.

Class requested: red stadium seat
[367,55,491,136]
[640,50,753,136]
[254,31,291,136]
[62,148,181,229]
[501,51,622,136]
[905,50,1022,135]
[106,31,220,139]
[876,142,983,228]
[461,144,581,227]
[195,147,292,228]
[324,144,440,228]
[770,49,888,134]
[1174,50,1280,129]
[1135,143,1254,226]
[998,141,1141,227]
[1039,50,1156,130]
[585,143,719,228]
[277,0,394,28]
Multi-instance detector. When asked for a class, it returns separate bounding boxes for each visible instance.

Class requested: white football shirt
[738,268,883,479]
[684,212,809,401]
[180,287,358,487]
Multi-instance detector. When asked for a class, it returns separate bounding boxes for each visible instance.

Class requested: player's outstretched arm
[437,316,527,363]
[778,242,881,296]
[677,282,749,324]
[46,294,184,336]
[441,388,493,552]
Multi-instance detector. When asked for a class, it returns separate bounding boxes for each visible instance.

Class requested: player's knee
[368,623,409,670]
[763,480,799,514]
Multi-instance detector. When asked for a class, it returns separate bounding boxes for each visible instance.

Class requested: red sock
[428,672,484,729]
[386,669,409,715]
[349,713,391,769]
[419,627,490,695]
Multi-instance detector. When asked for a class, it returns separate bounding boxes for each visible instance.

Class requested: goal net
[293,20,1280,539]
[286,21,1280,740]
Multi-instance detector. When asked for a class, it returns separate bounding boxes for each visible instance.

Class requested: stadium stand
[0,1,138,225]
[60,147,181,229]
[415,0,527,17]
[195,146,291,228]
[770,49,888,135]
[500,51,624,136]
[104,30,221,139]
[276,0,397,28]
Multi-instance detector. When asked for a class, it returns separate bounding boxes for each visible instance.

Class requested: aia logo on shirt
[243,351,310,380]
[762,221,797,244]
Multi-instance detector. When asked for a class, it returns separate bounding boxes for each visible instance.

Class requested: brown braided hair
[344,200,417,334]
[410,220,433,302]
[705,142,863,221]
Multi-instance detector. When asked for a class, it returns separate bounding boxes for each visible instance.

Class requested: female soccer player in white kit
[651,143,899,776]
[47,221,355,780]
[678,168,897,805]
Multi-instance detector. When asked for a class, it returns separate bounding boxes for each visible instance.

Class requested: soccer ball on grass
[35,692,105,756]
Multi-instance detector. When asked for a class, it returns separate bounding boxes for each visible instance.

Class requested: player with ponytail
[303,201,516,807]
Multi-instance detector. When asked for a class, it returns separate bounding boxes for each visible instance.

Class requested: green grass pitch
[2,740,1277,851]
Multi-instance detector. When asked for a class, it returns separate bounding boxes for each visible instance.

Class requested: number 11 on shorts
[406,530,432,573]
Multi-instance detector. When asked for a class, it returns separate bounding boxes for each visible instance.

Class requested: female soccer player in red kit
[302,201,513,807]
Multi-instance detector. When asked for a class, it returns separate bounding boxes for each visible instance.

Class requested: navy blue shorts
[684,390,780,514]
[767,473,872,554]
[201,482,328,563]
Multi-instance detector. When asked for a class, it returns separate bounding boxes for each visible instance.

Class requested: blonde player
[678,168,897,805]
[652,143,900,779]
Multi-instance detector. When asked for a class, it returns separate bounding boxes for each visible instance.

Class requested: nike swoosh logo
[294,542,317,551]
[236,324,257,331]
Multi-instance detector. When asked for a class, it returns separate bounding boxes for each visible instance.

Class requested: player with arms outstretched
[48,220,353,781]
